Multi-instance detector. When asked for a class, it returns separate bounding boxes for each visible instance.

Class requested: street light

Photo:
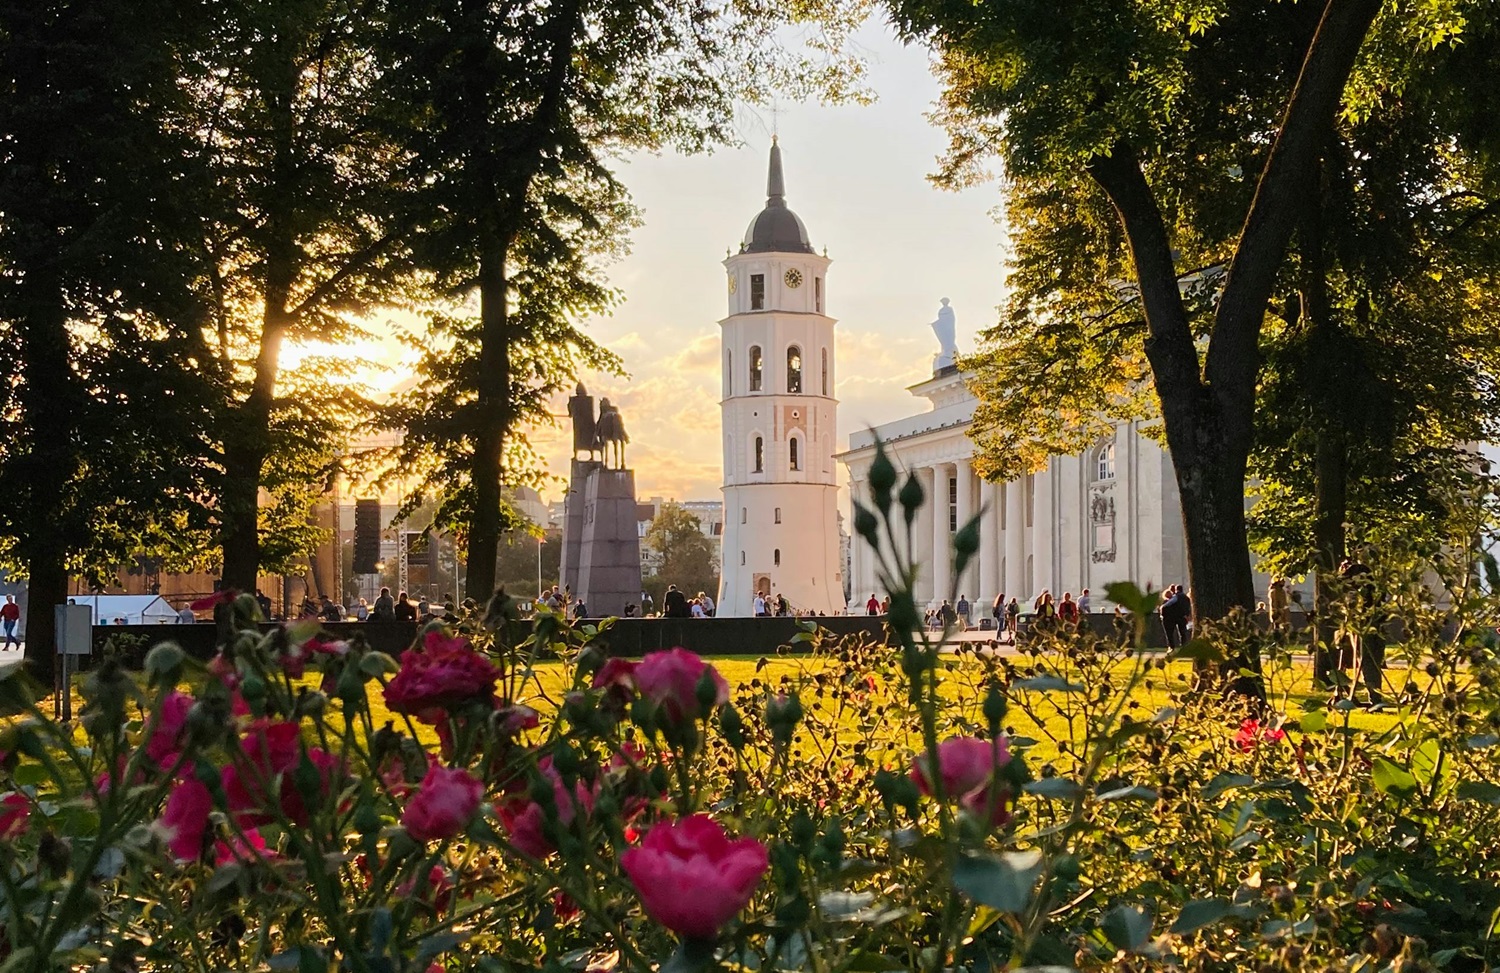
[537,536,544,601]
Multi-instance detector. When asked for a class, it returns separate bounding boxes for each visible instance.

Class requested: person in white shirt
[1078,588,1091,614]
[691,600,706,618]
[753,593,768,617]
[699,591,716,617]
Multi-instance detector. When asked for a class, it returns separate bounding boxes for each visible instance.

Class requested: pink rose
[1235,719,1285,752]
[910,736,1014,826]
[402,766,484,842]
[222,721,340,826]
[620,814,768,940]
[496,759,595,858]
[384,639,500,721]
[146,692,195,772]
[159,778,212,862]
[0,793,30,839]
[633,649,728,724]
[593,658,638,714]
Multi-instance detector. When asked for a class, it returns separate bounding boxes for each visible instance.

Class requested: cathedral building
[717,140,842,616]
[838,349,1187,612]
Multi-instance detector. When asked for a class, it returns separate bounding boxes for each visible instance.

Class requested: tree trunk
[220,40,297,594]
[1312,426,1346,686]
[18,273,72,687]
[464,232,510,602]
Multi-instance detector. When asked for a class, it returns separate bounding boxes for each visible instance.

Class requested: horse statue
[595,398,629,469]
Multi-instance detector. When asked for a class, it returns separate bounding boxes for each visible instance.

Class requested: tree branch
[1205,0,1383,436]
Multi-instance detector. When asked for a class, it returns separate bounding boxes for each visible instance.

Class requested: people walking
[956,595,971,630]
[865,592,880,616]
[754,592,768,617]
[1005,597,1020,640]
[2,595,20,649]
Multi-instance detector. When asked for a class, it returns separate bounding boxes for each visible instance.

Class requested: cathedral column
[954,458,976,600]
[1032,462,1055,597]
[931,462,953,604]
[912,466,936,605]
[848,478,866,601]
[979,477,999,609]
[1005,476,1025,600]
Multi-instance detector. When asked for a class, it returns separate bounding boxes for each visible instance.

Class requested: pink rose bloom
[620,814,768,940]
[0,793,30,839]
[1235,719,1285,751]
[398,864,455,911]
[384,640,500,722]
[910,736,1014,826]
[223,721,340,826]
[159,778,212,862]
[402,766,484,842]
[496,759,595,858]
[146,692,196,772]
[633,649,729,724]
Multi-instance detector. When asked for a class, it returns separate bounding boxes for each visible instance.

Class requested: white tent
[73,595,183,625]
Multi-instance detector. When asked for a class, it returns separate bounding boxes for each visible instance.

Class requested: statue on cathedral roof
[930,298,957,373]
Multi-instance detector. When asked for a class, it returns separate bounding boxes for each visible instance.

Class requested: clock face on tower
[784,268,803,289]
[727,274,737,294]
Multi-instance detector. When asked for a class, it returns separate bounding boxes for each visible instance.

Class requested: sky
[521,19,1013,504]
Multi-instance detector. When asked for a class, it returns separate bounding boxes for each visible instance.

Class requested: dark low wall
[583,615,893,657]
[91,614,893,667]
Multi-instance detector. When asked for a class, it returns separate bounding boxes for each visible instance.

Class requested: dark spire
[742,137,813,254]
[766,136,786,208]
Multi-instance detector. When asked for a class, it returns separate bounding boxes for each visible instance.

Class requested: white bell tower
[718,139,841,616]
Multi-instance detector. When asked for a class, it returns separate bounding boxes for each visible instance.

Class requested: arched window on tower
[820,348,828,395]
[724,350,732,398]
[749,346,762,392]
[754,436,764,473]
[1094,441,1116,481]
[789,437,800,471]
[774,549,781,566]
[787,346,802,394]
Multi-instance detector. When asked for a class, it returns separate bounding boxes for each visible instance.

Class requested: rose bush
[0,445,1497,972]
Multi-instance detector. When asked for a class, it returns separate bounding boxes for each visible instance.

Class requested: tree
[888,0,1474,628]
[644,503,719,605]
[0,0,218,680]
[187,0,421,592]
[366,0,867,603]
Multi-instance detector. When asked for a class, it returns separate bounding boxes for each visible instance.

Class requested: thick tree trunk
[1087,0,1381,633]
[465,236,510,602]
[221,443,266,593]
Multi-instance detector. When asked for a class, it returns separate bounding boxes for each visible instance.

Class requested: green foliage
[644,503,720,604]
[4,483,1500,971]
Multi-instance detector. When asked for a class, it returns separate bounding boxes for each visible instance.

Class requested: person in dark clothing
[776,593,789,616]
[1340,557,1385,704]
[254,589,273,621]
[663,585,691,619]
[394,591,416,621]
[1160,585,1184,648]
[372,587,395,621]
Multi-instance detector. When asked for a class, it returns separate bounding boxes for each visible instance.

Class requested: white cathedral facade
[716,140,843,616]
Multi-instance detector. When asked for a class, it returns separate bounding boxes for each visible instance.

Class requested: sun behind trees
[0,0,869,678]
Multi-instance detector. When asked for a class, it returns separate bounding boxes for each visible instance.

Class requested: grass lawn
[17,648,1413,768]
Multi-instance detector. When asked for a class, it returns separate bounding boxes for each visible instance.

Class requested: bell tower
[718,139,841,616]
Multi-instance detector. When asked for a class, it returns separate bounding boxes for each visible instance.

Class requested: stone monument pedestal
[558,462,642,617]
